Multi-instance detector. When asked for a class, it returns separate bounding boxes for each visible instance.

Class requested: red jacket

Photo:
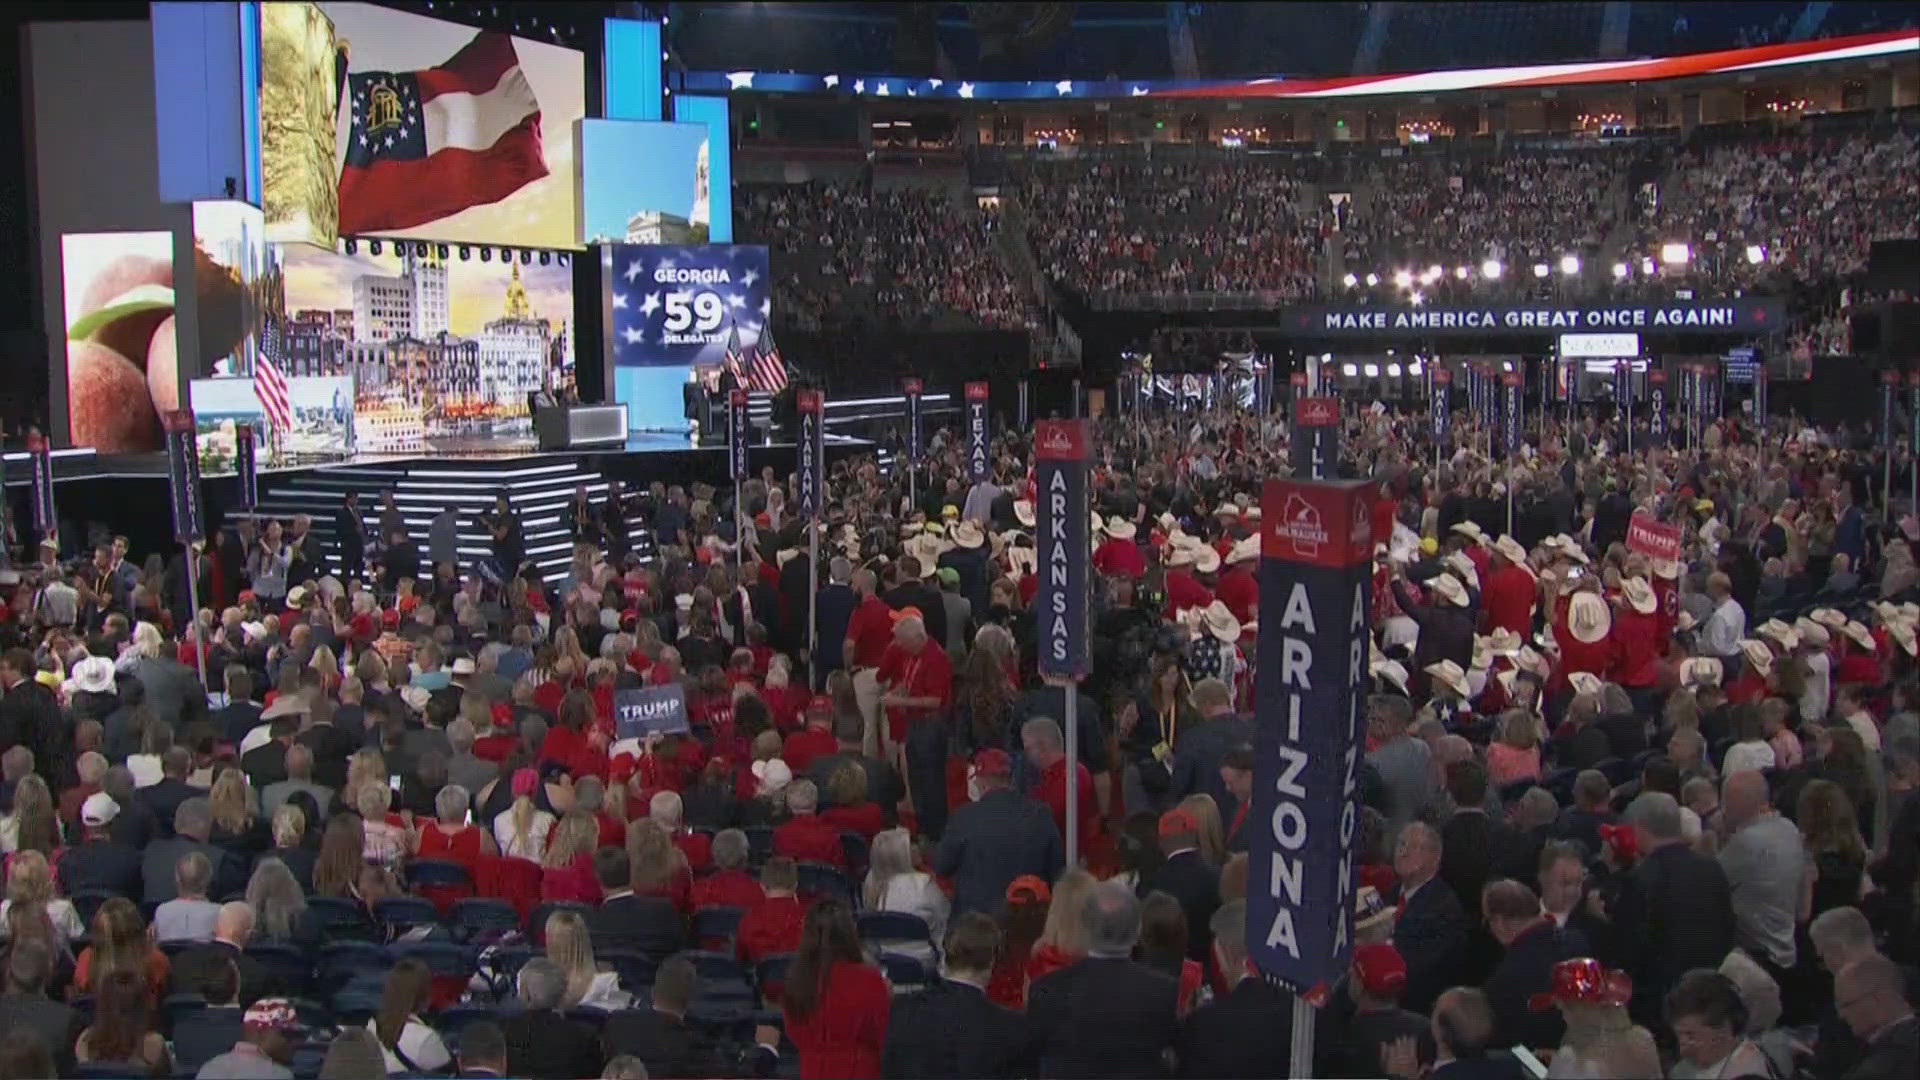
[1480,565,1536,637]
[1552,623,1615,695]
[821,801,886,841]
[782,727,839,774]
[1093,538,1146,579]
[1163,569,1214,620]
[1609,609,1663,688]
[673,830,711,874]
[1725,668,1769,706]
[774,814,847,867]
[1215,567,1258,625]
[691,869,765,913]
[784,959,890,1080]
[737,894,806,964]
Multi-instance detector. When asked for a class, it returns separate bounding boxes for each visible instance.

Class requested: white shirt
[1723,740,1778,776]
[873,872,951,965]
[1701,598,1746,659]
[0,898,84,942]
[1844,710,1883,753]
[367,1017,451,1075]
[1801,652,1832,724]
[127,754,164,788]
[239,723,275,757]
[493,807,555,862]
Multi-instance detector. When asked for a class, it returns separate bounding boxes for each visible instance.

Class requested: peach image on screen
[61,233,177,453]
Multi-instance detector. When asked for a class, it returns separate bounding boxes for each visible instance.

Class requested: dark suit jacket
[0,679,68,788]
[601,1007,741,1080]
[1026,956,1180,1079]
[588,894,685,958]
[214,700,264,747]
[1608,841,1734,1004]
[501,1009,603,1080]
[0,991,78,1075]
[1137,850,1222,962]
[935,788,1064,918]
[1482,921,1572,1051]
[177,941,277,1007]
[170,1005,244,1075]
[142,777,201,836]
[1429,1054,1530,1080]
[1557,725,1615,772]
[1394,879,1469,1015]
[57,836,144,898]
[1439,809,1515,915]
[1167,714,1254,821]
[882,979,1030,1079]
[813,582,857,676]
[1847,1015,1920,1080]
[141,837,235,906]
[1175,977,1292,1079]
[1551,806,1614,860]
[240,740,290,789]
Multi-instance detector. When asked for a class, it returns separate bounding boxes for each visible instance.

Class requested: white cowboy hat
[1514,645,1549,677]
[1568,671,1604,698]
[1470,638,1493,672]
[1166,528,1202,551]
[1226,536,1260,565]
[1245,505,1263,522]
[1443,553,1479,591]
[1652,559,1681,580]
[1681,657,1724,688]
[1215,503,1241,519]
[1740,639,1775,675]
[66,655,114,696]
[1874,602,1903,626]
[1794,617,1831,647]
[1891,622,1918,657]
[1191,547,1222,575]
[1533,628,1560,653]
[1371,658,1410,694]
[751,758,793,793]
[1557,542,1592,567]
[1756,619,1799,650]
[1202,601,1242,644]
[1005,545,1037,579]
[1450,521,1486,544]
[1428,574,1469,607]
[1486,628,1523,656]
[1810,607,1848,629]
[1841,620,1876,650]
[1156,511,1178,531]
[1424,659,1471,699]
[1013,500,1036,528]
[951,520,986,549]
[1567,592,1612,644]
[1493,536,1529,567]
[1103,517,1137,541]
[1167,545,1198,569]
[1622,577,1657,615]
[399,685,431,714]
[286,586,309,606]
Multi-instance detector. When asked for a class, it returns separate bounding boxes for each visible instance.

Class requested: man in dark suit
[935,749,1064,918]
[240,715,299,790]
[1834,954,1919,1080]
[212,667,263,746]
[1602,792,1734,1030]
[1163,679,1253,821]
[141,747,201,837]
[1423,988,1529,1080]
[0,940,78,1077]
[335,491,366,578]
[603,954,779,1079]
[500,959,604,1079]
[175,904,277,1007]
[805,712,904,816]
[883,913,1030,1079]
[1175,899,1290,1078]
[1480,880,1574,1051]
[0,648,68,789]
[1026,882,1181,1078]
[1136,806,1221,963]
[1438,759,1517,984]
[141,798,237,906]
[586,849,685,958]
[812,556,857,680]
[57,792,143,899]
[455,1021,510,1079]
[1551,770,1616,856]
[1392,821,1469,1015]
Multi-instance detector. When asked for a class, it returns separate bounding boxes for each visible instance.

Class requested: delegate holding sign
[615,684,691,739]
[1034,420,1090,676]
[1251,477,1374,997]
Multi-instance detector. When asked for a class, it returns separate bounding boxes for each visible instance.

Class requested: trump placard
[615,684,690,739]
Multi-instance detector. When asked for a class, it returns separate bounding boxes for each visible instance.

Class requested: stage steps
[228,457,654,585]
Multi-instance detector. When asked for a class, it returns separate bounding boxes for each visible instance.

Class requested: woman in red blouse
[782,899,890,1080]
[539,812,604,904]
[626,818,693,914]
[415,785,498,862]
[819,760,886,840]
[987,876,1051,1010]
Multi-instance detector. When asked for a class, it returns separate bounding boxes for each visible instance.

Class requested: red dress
[784,959,890,1080]
[673,830,712,873]
[774,815,847,868]
[540,854,604,904]
[416,824,485,863]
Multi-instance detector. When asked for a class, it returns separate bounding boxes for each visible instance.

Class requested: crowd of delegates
[1,391,1920,1079]
[1013,157,1326,299]
[736,182,1038,334]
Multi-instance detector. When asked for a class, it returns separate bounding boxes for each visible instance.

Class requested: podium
[535,404,629,450]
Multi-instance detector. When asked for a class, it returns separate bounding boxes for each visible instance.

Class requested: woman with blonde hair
[540,812,603,904]
[367,958,450,1074]
[1487,707,1543,786]
[1797,778,1869,919]
[860,828,947,965]
[357,782,408,867]
[313,814,369,898]
[626,818,691,913]
[1026,868,1097,988]
[0,774,59,856]
[544,909,630,1011]
[492,768,555,862]
[1176,794,1227,868]
[345,747,389,816]
[0,850,83,944]
[206,767,261,849]
[309,643,342,694]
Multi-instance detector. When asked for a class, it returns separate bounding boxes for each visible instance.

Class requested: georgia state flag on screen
[337,31,547,234]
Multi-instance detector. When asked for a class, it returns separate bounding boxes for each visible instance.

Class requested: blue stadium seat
[451,897,521,942]
[678,949,753,995]
[408,859,474,889]
[691,905,746,950]
[600,949,660,993]
[878,951,933,993]
[857,911,935,961]
[307,895,380,942]
[372,895,441,932]
[796,863,855,907]
[388,939,476,979]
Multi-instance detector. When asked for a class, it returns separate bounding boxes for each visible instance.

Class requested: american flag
[254,351,292,436]
[721,321,747,387]
[750,326,790,393]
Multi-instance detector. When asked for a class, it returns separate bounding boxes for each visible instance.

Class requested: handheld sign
[795,389,824,520]
[163,411,205,543]
[1430,368,1451,444]
[728,389,751,482]
[26,433,55,543]
[1502,371,1522,455]
[965,381,990,482]
[1648,367,1668,442]
[1290,397,1341,481]
[235,423,258,509]
[615,684,690,738]
[1252,477,1374,1001]
[1626,513,1681,563]
[903,378,923,464]
[1034,420,1090,677]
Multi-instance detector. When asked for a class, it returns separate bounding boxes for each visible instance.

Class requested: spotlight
[1532,263,1549,279]
[520,250,533,265]
[1502,361,1515,372]
[459,245,471,260]
[1363,364,1380,378]
[1342,272,1357,288]
[1640,257,1656,275]
[1408,360,1424,376]
[437,244,450,259]
[1560,254,1580,276]
[416,242,430,257]
[540,251,551,266]
[369,239,383,256]
[480,247,492,262]
[1364,273,1380,287]
[1612,262,1629,279]
[558,253,570,267]
[1427,264,1442,279]
[344,238,357,255]
[1455,265,1471,280]
[1745,245,1766,265]
[1482,259,1503,280]
[1394,270,1413,289]
[1410,291,1425,306]
[1660,242,1690,265]
[1340,363,1359,377]
[1386,363,1402,377]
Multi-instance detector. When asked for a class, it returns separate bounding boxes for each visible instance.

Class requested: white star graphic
[727,293,746,309]
[397,126,408,139]
[638,292,661,317]
[622,326,645,345]
[740,269,759,287]
[957,82,974,99]
[853,79,865,94]
[929,79,943,89]
[612,292,628,310]
[384,135,394,147]
[906,86,916,96]
[358,133,368,147]
[759,298,771,317]
[726,71,755,89]
[1131,86,1149,97]
[623,261,643,284]
[875,82,889,96]
[823,74,840,89]
[1055,79,1073,95]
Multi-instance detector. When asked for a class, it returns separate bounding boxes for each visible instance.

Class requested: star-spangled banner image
[605,244,772,369]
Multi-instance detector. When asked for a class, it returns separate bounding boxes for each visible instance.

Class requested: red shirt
[472,734,517,765]
[737,894,806,963]
[594,812,627,850]
[1610,609,1663,688]
[1726,668,1770,706]
[541,855,604,905]
[691,869,765,913]
[844,596,896,669]
[821,801,886,840]
[774,813,847,867]
[1162,569,1214,620]
[784,959,890,1080]
[1480,565,1536,637]
[1037,756,1099,854]
[874,641,953,742]
[783,727,839,774]
[532,679,568,717]
[1836,651,1882,685]
[1552,624,1615,695]
[674,830,712,873]
[1093,538,1146,579]
[1214,567,1258,625]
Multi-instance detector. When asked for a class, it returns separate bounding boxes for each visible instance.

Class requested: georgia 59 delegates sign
[605,243,771,368]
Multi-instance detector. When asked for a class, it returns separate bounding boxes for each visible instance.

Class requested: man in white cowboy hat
[1481,536,1536,638]
[1445,519,1491,580]
[1792,617,1833,724]
[1092,515,1146,580]
[1389,560,1478,698]
[1214,536,1259,626]
[1163,538,1217,621]
[1555,586,1614,697]
[1612,578,1663,704]
[937,519,993,615]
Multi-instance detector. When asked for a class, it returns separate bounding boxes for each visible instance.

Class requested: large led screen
[577,119,712,246]
[279,242,574,452]
[603,243,769,433]
[190,374,354,471]
[192,200,272,385]
[262,1,585,250]
[61,231,178,453]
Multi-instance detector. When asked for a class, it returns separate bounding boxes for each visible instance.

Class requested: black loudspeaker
[1852,311,1884,355]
